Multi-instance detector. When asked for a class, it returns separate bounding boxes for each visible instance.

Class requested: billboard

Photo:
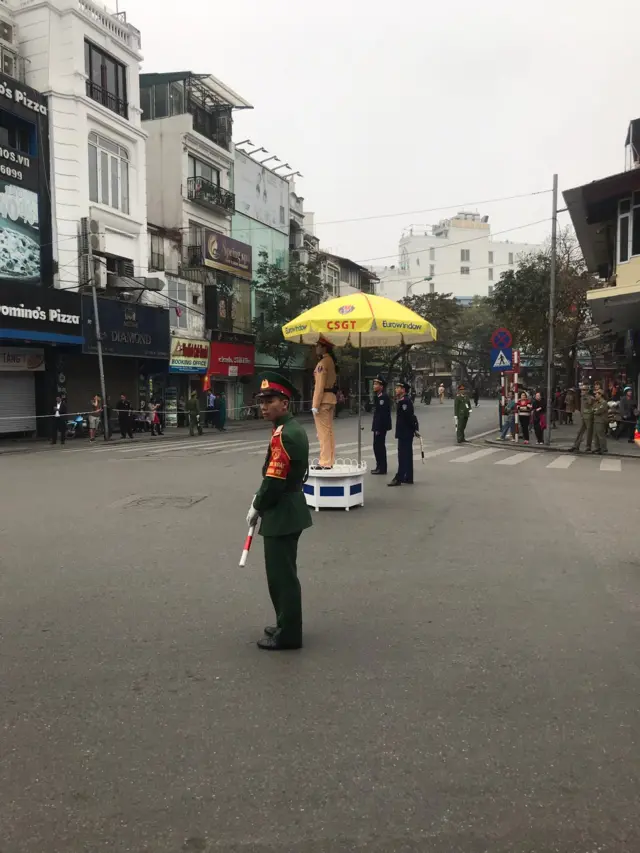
[202,230,252,280]
[82,297,170,360]
[234,151,290,236]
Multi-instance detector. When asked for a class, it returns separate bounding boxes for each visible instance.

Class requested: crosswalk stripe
[450,448,502,464]
[600,457,621,472]
[495,452,536,466]
[546,455,576,469]
[421,446,465,460]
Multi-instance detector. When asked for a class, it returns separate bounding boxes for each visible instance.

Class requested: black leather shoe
[264,626,277,637]
[388,479,401,487]
[370,469,386,475]
[257,637,302,651]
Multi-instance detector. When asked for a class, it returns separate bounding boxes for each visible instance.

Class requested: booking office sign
[0,73,49,284]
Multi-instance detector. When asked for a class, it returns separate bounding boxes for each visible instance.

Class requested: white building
[12,0,148,290]
[376,211,541,301]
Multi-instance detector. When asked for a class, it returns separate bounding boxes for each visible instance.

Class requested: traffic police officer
[246,371,312,650]
[371,374,392,475]
[389,380,416,486]
[569,383,595,453]
[312,336,338,469]
[454,383,472,443]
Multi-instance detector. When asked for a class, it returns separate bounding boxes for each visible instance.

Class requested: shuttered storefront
[0,373,36,434]
[63,354,139,417]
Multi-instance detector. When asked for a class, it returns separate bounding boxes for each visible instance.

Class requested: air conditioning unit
[78,255,107,289]
[88,218,106,254]
[93,258,108,289]
[0,19,16,47]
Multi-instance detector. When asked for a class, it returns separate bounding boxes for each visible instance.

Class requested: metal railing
[186,177,234,213]
[85,80,128,119]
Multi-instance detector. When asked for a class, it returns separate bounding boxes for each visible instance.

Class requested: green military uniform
[571,388,595,452]
[186,393,202,436]
[251,372,312,650]
[454,386,472,443]
[592,395,609,454]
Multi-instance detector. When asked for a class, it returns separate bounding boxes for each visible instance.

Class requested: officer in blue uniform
[389,380,416,486]
[370,374,392,475]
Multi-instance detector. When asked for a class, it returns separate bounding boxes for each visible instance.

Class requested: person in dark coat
[116,393,134,439]
[389,381,416,487]
[371,375,392,475]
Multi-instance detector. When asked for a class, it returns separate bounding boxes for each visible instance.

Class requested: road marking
[495,452,536,466]
[466,427,499,441]
[546,455,576,469]
[600,457,621,472]
[135,439,257,456]
[450,448,502,464]
[421,446,465,459]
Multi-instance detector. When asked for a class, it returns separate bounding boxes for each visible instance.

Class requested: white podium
[303,459,367,511]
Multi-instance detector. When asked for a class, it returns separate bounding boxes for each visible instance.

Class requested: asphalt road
[2,399,640,852]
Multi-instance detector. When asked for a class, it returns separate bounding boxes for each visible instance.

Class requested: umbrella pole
[357,334,362,465]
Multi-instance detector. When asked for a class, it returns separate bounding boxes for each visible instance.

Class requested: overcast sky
[131,0,639,266]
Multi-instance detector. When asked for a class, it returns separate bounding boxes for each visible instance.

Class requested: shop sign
[202,230,252,280]
[0,346,45,371]
[82,297,170,360]
[209,341,255,377]
[169,336,209,374]
[0,282,83,344]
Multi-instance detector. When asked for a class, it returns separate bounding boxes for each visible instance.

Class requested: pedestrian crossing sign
[491,347,513,371]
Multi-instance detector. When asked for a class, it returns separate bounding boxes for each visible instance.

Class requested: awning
[587,284,640,333]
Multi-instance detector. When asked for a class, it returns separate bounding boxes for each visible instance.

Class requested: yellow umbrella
[282,292,437,347]
[282,293,438,465]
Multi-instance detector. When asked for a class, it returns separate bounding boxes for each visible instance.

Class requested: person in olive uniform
[187,391,203,436]
[569,384,595,453]
[312,336,338,469]
[592,388,609,454]
[371,375,392,475]
[389,380,416,486]
[454,383,472,443]
[246,372,312,651]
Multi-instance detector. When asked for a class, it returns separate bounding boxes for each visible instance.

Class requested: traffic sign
[491,347,513,371]
[491,328,512,349]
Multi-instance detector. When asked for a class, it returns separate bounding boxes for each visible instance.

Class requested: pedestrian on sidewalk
[593,389,609,454]
[438,383,445,404]
[565,387,576,425]
[516,392,532,444]
[370,374,392,475]
[388,380,415,486]
[499,391,516,440]
[619,386,637,442]
[88,394,101,442]
[50,395,67,445]
[532,391,546,444]
[246,371,312,651]
[187,391,203,436]
[217,391,227,431]
[454,383,472,444]
[205,390,216,428]
[473,387,480,407]
[570,384,595,453]
[117,393,134,439]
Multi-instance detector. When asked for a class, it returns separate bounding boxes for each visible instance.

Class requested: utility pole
[545,173,558,445]
[84,221,109,441]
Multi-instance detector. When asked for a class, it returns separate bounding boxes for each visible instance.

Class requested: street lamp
[406,276,433,298]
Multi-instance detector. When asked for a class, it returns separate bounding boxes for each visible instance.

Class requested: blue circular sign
[491,328,512,348]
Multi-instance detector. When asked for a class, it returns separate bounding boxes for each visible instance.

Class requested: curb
[484,437,640,460]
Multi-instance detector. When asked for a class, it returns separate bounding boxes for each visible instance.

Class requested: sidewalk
[485,417,640,459]
[0,411,325,456]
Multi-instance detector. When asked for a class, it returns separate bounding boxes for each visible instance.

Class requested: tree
[491,227,595,384]
[251,250,326,370]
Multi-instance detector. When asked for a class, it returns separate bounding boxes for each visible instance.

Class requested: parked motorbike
[66,414,87,439]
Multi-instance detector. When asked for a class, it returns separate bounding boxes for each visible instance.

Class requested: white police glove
[311,407,319,415]
[246,499,259,527]
[454,416,458,426]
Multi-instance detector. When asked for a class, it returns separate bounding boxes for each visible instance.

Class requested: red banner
[209,342,255,377]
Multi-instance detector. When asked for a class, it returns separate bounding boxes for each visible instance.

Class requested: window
[429,248,435,261]
[488,268,494,281]
[461,266,470,275]
[488,251,494,264]
[154,83,168,119]
[508,252,514,265]
[167,277,188,330]
[461,249,470,262]
[325,264,339,295]
[0,109,35,155]
[429,264,435,276]
[85,41,127,118]
[280,205,285,225]
[488,286,494,297]
[2,48,16,79]
[188,154,220,186]
[429,281,435,294]
[149,233,164,271]
[88,132,130,213]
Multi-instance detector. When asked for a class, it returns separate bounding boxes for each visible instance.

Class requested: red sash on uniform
[265,425,291,480]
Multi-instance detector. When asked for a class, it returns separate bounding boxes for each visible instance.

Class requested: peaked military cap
[256,371,296,400]
[395,379,410,392]
[317,335,334,349]
[373,374,387,386]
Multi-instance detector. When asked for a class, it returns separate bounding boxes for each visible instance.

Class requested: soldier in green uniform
[454,383,472,443]
[246,371,312,651]
[569,384,595,453]
[592,388,609,454]
[187,391,203,437]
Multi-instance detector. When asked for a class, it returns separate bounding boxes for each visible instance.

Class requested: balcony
[85,80,128,119]
[186,176,234,214]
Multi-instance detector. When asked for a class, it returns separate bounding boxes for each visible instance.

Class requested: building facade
[375,212,540,301]
[141,71,255,420]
